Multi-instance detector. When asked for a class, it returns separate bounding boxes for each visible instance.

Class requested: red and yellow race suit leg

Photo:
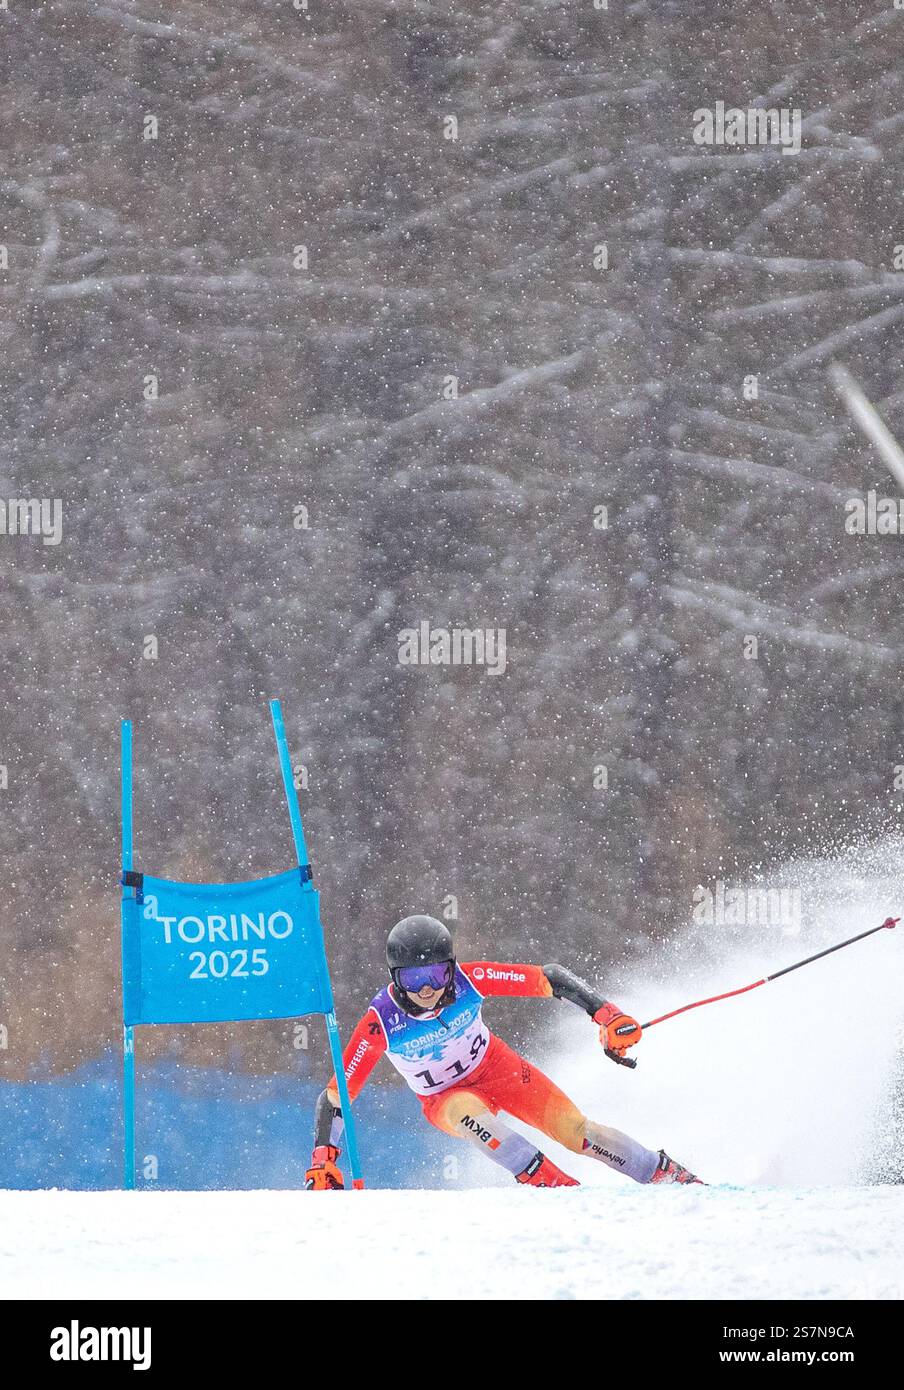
[422,1034,660,1183]
[418,1038,544,1179]
[416,1041,529,1178]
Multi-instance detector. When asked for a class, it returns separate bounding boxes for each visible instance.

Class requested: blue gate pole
[269,699,365,1189]
[121,719,136,1191]
[321,1002,365,1189]
[269,699,311,866]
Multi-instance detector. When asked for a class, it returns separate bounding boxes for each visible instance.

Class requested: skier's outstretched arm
[543,962,643,1062]
[462,960,642,1063]
[306,1008,386,1190]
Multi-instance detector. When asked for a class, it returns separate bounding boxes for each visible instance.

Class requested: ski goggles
[395,961,454,994]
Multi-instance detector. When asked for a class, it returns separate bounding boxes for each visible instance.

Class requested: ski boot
[516,1151,580,1188]
[649,1149,705,1185]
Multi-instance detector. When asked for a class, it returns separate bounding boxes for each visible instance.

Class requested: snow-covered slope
[1,1186,902,1300]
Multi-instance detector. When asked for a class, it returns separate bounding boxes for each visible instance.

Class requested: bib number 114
[414,1030,488,1090]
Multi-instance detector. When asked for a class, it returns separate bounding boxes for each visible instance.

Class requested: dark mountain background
[1,0,903,1083]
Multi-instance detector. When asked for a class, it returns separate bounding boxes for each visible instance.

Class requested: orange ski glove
[594,1002,642,1063]
[305,1144,345,1191]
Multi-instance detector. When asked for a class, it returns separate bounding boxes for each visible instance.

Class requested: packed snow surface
[1,1186,902,1300]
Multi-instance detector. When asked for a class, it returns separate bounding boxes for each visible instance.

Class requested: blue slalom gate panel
[121,869,332,1026]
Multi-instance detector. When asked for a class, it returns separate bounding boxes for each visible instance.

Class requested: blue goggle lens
[396,962,453,993]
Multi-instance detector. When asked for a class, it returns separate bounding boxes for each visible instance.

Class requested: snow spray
[537,839,904,1188]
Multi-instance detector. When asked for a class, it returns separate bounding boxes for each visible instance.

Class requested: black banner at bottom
[0,1299,897,1374]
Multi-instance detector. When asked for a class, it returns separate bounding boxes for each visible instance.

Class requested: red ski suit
[326,962,588,1153]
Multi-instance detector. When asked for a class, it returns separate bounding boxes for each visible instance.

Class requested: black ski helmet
[386,915,456,1012]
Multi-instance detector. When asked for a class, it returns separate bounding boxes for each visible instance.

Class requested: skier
[306,916,704,1189]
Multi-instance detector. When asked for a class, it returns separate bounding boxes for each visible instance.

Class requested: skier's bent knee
[432,1089,487,1137]
[557,1110,588,1155]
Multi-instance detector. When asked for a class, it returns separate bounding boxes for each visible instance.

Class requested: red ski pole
[609,917,898,1069]
[644,916,899,1030]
